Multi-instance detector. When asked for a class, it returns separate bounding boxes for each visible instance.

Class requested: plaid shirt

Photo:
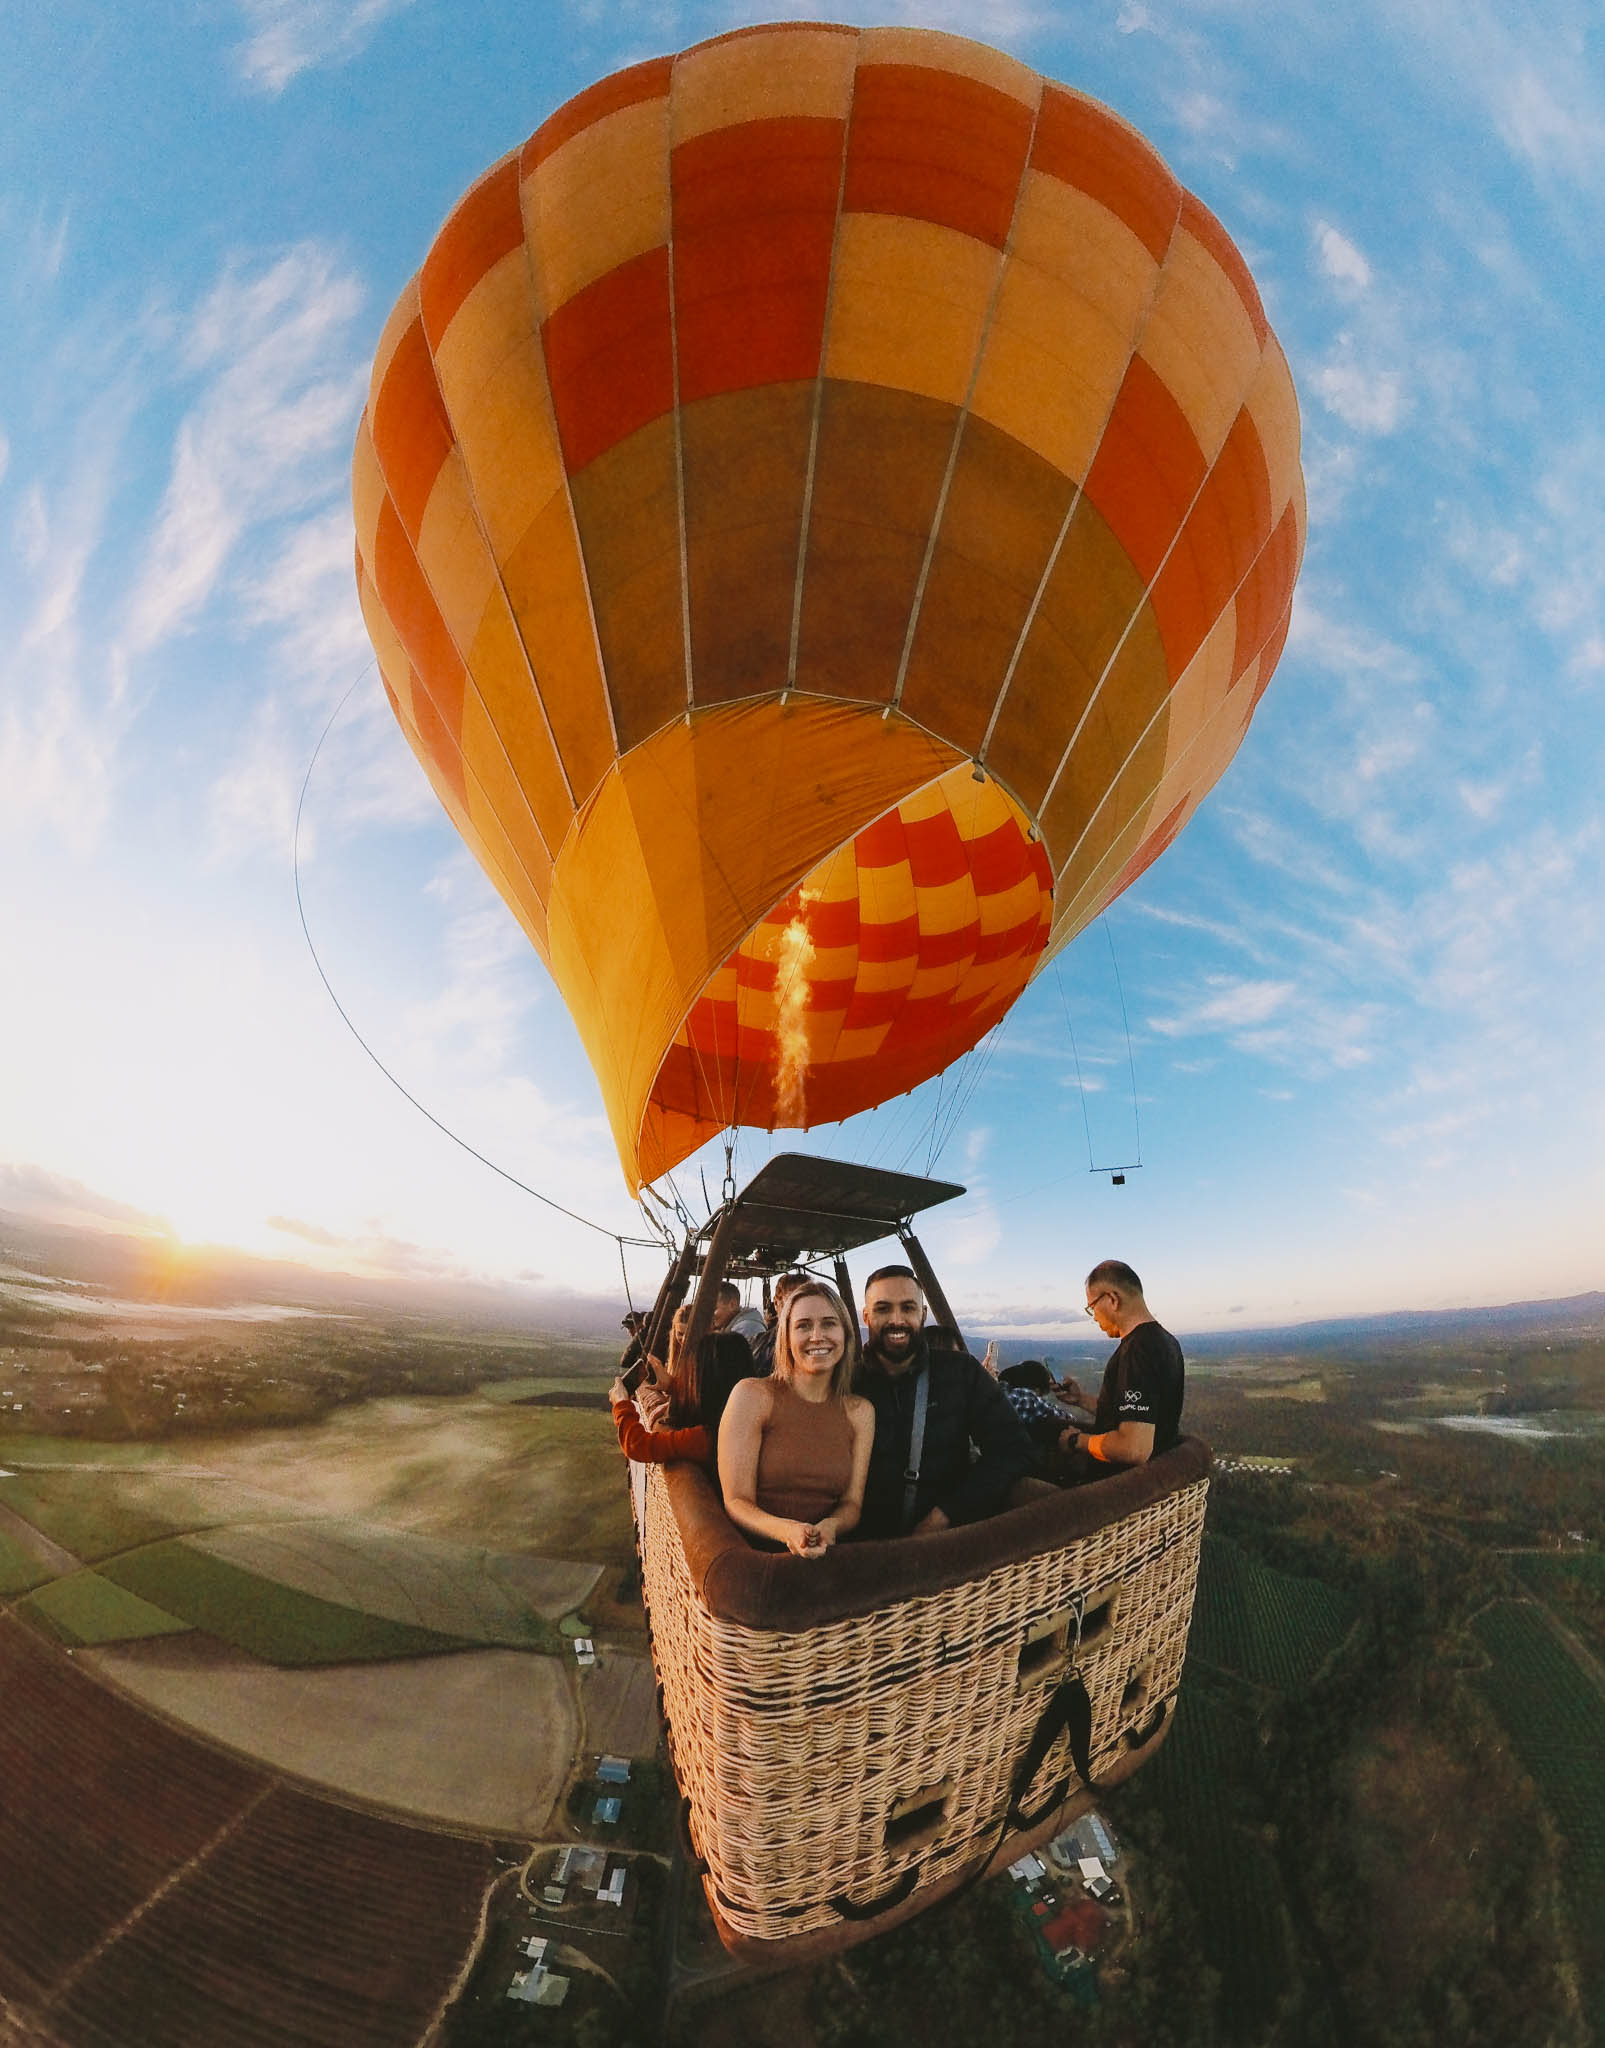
[1000,1384,1067,1432]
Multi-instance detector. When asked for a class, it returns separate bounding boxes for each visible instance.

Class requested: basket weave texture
[634,1454,1208,1945]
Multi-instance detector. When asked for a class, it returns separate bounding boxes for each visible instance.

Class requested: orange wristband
[1084,1433,1111,1463]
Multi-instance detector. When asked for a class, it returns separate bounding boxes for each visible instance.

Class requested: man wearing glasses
[1056,1260,1185,1475]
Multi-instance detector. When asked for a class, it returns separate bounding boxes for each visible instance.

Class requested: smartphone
[619,1354,649,1395]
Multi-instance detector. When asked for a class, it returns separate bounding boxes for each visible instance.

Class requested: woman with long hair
[718,1280,874,1557]
[610,1304,753,1465]
[611,1303,707,1460]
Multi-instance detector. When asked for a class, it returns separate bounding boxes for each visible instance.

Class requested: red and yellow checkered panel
[354,23,1304,1191]
[652,763,1051,1139]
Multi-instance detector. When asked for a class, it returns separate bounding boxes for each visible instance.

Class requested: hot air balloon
[353,19,1303,1198]
[354,20,1301,1964]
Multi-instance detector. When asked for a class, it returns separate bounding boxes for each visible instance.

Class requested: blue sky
[2,0,1601,1336]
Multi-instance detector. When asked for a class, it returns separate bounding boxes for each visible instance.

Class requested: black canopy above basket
[637,1152,970,1361]
[697,1153,964,1276]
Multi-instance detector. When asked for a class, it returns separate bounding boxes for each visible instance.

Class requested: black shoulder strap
[901,1364,931,1534]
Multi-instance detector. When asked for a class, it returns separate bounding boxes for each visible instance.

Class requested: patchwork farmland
[0,1382,642,2042]
[0,1616,494,2046]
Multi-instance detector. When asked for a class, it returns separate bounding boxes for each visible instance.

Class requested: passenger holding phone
[609,1305,755,1468]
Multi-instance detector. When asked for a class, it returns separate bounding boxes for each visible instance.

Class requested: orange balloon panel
[354,21,1305,1193]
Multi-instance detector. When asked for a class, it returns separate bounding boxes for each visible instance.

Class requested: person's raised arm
[716,1378,826,1557]
[813,1397,875,1549]
[608,1377,712,1465]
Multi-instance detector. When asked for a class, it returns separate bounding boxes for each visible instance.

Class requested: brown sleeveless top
[755,1380,855,1523]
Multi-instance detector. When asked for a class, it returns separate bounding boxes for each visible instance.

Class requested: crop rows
[1147,1680,1288,2037]
[1188,1534,1353,1692]
[1473,1600,1605,2029]
[0,1612,266,2005]
[0,1611,495,2045]
[1513,1552,1605,1598]
[54,1787,494,2048]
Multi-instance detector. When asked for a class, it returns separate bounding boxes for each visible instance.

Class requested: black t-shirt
[1092,1321,1184,1455]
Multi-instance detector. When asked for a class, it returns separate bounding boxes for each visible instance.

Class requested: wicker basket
[633,1437,1209,1960]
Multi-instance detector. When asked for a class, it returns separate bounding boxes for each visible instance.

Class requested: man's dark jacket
[856,1338,1034,1540]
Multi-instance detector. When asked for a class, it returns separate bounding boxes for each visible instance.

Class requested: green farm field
[0,1389,634,1564]
[1188,1532,1356,1690]
[0,1390,630,1679]
[170,1392,636,1563]
[1512,1551,1605,1666]
[1144,1679,1290,2039]
[22,1569,192,1647]
[1472,1601,1605,2030]
[95,1541,478,1664]
[0,1463,307,1561]
[476,1371,613,1403]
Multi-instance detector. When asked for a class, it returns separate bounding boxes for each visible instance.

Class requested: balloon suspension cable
[921,1066,949,1178]
[636,1197,673,1252]
[1052,928,1142,1179]
[293,669,657,1251]
[722,1130,737,1206]
[1104,916,1144,1169]
[658,1172,697,1235]
[1054,960,1099,1173]
[923,1009,1011,1173]
[641,1182,681,1234]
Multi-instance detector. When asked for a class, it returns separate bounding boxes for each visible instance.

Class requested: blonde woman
[718,1281,874,1558]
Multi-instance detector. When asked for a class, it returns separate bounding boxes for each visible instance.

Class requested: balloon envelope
[354,22,1304,1192]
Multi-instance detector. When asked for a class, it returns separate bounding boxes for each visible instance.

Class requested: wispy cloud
[1149,976,1296,1037]
[125,247,363,655]
[400,895,543,1080]
[0,1164,169,1234]
[1381,0,1605,189]
[0,378,143,854]
[233,0,417,94]
[209,505,423,867]
[1313,343,1406,435]
[1312,221,1372,293]
[1439,432,1605,687]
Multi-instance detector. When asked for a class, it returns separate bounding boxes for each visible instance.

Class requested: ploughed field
[0,1615,494,2048]
[0,1377,664,2048]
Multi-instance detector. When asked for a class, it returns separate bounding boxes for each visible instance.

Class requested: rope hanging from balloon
[293,669,660,1254]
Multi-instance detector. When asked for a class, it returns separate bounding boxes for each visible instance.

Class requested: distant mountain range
[976,1292,1605,1373]
[3,1193,1599,1362]
[1181,1291,1605,1357]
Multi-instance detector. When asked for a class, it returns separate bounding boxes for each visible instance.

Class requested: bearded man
[855,1267,1033,1540]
